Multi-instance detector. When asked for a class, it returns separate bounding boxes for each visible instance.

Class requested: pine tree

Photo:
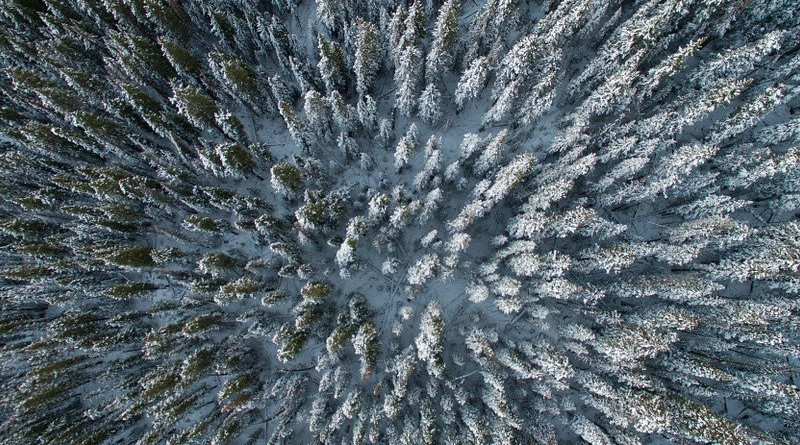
[356,94,378,131]
[317,35,347,93]
[278,101,314,151]
[215,142,255,178]
[415,301,445,378]
[2,2,799,444]
[394,123,418,171]
[270,161,303,198]
[414,135,442,191]
[395,45,423,117]
[316,0,345,30]
[289,56,318,94]
[418,83,442,125]
[215,109,247,142]
[387,4,408,64]
[425,0,460,83]
[353,322,379,379]
[269,74,297,105]
[171,83,217,131]
[353,19,380,96]
[402,0,426,49]
[455,56,490,108]
[474,129,508,176]
[304,90,334,142]
[265,15,297,71]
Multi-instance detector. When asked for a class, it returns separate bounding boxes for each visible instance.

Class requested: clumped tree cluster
[0,0,799,444]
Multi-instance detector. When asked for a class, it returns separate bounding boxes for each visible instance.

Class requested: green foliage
[12,241,66,256]
[71,110,126,141]
[301,281,331,300]
[220,277,261,296]
[101,246,155,268]
[26,356,88,380]
[271,162,303,193]
[295,190,348,231]
[269,242,300,260]
[274,323,309,362]
[217,373,258,401]
[105,282,158,299]
[348,293,370,323]
[0,265,54,280]
[144,0,189,39]
[0,218,49,238]
[318,35,347,91]
[326,313,355,354]
[160,37,201,74]
[181,348,214,385]
[222,58,257,95]
[216,142,255,175]
[121,82,162,114]
[199,252,237,273]
[97,219,139,233]
[142,367,182,400]
[185,215,226,232]
[353,322,379,378]
[0,2,797,444]
[171,84,217,129]
[213,414,242,445]
[294,301,323,330]
[254,214,285,238]
[20,384,65,413]
[182,313,223,336]
[261,289,286,306]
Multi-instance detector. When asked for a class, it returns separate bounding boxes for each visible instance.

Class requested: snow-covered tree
[425,0,460,82]
[2,2,798,445]
[317,35,347,93]
[418,83,442,125]
[394,123,418,171]
[415,301,445,378]
[395,45,423,117]
[455,56,490,108]
[353,19,380,96]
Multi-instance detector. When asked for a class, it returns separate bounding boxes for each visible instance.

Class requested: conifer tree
[1,2,799,444]
[395,46,424,117]
[317,35,347,93]
[353,19,380,96]
[419,83,442,125]
[394,123,418,171]
[425,0,460,83]
[278,100,314,151]
[171,83,218,131]
[455,56,490,108]
[416,301,445,378]
[304,90,334,142]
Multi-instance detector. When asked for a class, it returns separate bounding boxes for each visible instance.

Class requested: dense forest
[0,0,799,444]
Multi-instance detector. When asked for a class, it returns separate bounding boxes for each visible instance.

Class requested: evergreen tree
[425,0,460,83]
[353,19,380,96]
[1,2,799,444]
[270,161,303,198]
[418,83,442,126]
[278,100,314,151]
[395,45,424,117]
[356,94,378,131]
[394,123,418,171]
[171,83,218,131]
[317,35,347,93]
[304,90,334,142]
[455,56,490,108]
[415,301,445,378]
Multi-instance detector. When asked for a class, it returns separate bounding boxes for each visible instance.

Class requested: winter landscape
[0,0,799,444]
